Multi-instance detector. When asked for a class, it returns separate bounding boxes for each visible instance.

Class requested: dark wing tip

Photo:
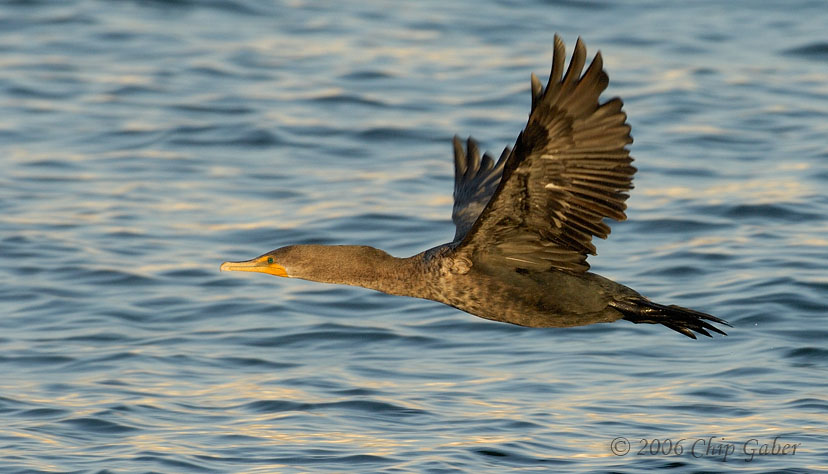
[548,34,566,88]
[530,72,543,109]
[452,135,467,188]
[561,37,587,87]
[465,137,481,178]
[498,146,511,163]
[480,153,494,171]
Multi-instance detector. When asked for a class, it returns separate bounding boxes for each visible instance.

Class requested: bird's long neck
[293,245,429,298]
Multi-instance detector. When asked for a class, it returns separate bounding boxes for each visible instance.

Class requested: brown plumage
[221,35,730,339]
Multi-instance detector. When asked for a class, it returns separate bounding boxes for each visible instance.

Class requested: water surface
[1,1,827,472]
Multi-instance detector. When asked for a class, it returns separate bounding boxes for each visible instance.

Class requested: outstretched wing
[455,35,635,272]
[451,136,509,242]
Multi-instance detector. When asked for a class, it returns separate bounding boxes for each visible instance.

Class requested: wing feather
[451,136,508,242]
[454,35,635,272]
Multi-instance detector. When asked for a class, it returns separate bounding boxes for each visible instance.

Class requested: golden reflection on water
[640,176,812,208]
[6,356,822,467]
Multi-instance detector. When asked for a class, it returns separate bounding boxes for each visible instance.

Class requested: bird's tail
[611,298,731,339]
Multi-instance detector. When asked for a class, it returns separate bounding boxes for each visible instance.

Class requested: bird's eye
[267,257,274,264]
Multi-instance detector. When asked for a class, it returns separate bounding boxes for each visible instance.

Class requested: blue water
[2,1,827,472]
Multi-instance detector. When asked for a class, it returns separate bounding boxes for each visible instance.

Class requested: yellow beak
[220,256,289,277]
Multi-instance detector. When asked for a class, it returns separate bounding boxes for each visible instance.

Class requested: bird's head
[220,244,391,282]
[220,245,303,278]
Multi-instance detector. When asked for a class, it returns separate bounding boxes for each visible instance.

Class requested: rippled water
[2,1,827,472]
